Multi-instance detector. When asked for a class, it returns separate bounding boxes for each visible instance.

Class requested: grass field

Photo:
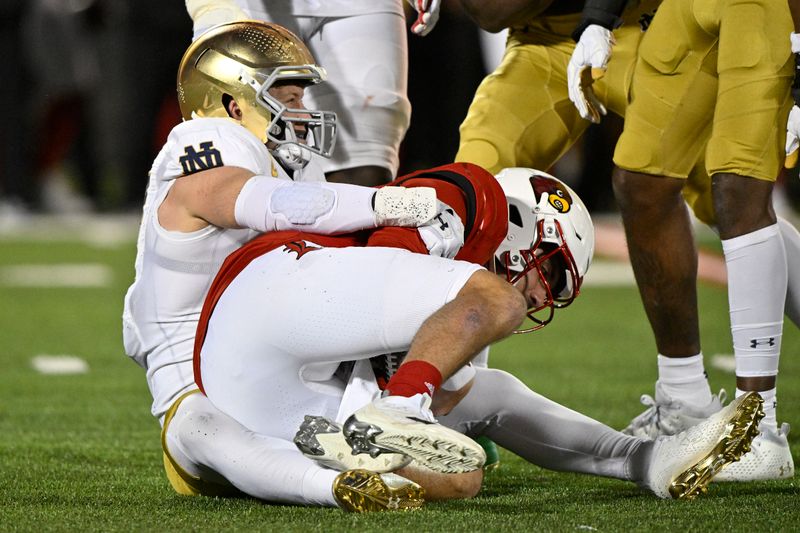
[1,218,798,531]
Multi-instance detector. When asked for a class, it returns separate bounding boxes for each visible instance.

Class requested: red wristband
[385,360,442,397]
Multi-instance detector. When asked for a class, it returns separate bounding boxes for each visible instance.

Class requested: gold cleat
[333,469,425,512]
[668,392,764,500]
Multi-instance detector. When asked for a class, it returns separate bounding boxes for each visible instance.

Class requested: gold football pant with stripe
[614,0,793,187]
[456,0,792,227]
[456,1,659,175]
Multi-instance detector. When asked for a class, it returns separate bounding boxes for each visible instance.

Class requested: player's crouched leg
[161,390,242,497]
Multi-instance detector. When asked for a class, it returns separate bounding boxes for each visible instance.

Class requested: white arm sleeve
[186,0,249,40]
[234,176,380,234]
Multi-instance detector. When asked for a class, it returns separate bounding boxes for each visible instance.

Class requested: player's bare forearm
[403,270,525,380]
[161,166,255,231]
[458,0,554,32]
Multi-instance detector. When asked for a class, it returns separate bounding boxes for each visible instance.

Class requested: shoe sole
[342,413,486,474]
[333,469,425,512]
[294,416,411,473]
[668,392,764,500]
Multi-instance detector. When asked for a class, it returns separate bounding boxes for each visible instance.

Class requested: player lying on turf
[178,163,763,511]
[122,21,457,509]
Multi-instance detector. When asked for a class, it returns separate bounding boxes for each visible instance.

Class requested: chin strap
[273,143,312,170]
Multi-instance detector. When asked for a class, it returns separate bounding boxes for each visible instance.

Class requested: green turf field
[1,230,798,531]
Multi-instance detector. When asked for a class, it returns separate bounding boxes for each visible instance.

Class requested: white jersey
[122,117,325,422]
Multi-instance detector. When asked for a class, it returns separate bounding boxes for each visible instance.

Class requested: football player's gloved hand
[567,24,615,123]
[406,0,441,36]
[786,33,800,169]
[186,0,249,41]
[373,186,438,227]
[786,105,800,169]
[418,201,465,259]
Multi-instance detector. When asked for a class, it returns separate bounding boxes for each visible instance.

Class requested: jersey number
[179,141,223,174]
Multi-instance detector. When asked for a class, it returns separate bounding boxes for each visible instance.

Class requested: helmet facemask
[240,66,337,170]
[495,219,583,332]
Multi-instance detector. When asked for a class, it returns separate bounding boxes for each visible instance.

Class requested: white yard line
[710,354,736,374]
[0,213,138,247]
[0,264,112,287]
[31,355,89,375]
[582,260,636,286]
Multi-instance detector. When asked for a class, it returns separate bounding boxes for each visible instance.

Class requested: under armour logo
[179,141,223,174]
[434,212,450,231]
[387,496,401,509]
[750,337,776,348]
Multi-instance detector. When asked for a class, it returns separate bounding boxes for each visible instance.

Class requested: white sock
[737,387,777,430]
[722,225,785,421]
[657,353,713,406]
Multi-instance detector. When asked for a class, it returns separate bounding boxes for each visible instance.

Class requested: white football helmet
[177,21,337,170]
[494,168,595,331]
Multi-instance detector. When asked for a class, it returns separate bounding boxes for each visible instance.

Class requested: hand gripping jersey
[122,117,326,421]
[192,162,508,392]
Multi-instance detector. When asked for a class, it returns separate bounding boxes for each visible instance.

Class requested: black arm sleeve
[571,0,630,41]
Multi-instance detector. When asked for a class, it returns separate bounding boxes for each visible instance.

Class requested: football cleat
[294,415,412,473]
[476,436,501,471]
[342,393,486,474]
[714,422,794,481]
[644,391,764,500]
[623,381,727,438]
[333,469,424,512]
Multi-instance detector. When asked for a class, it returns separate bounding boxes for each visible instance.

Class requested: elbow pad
[234,176,379,234]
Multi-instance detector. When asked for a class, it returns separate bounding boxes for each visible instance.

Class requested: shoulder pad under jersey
[155,118,276,182]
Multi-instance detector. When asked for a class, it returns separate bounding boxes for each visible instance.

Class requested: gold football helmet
[177,21,336,169]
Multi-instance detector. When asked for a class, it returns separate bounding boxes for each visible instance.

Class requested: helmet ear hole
[508,204,524,227]
[221,94,236,118]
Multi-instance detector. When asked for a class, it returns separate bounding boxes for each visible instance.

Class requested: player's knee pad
[313,86,410,172]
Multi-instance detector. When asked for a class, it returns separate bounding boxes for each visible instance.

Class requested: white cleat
[644,391,764,500]
[294,415,412,473]
[342,393,486,474]
[715,423,795,482]
[623,381,727,438]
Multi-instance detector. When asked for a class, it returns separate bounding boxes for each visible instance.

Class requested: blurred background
[1,0,798,223]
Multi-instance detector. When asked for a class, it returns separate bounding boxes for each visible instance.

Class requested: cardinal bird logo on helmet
[531,177,572,213]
